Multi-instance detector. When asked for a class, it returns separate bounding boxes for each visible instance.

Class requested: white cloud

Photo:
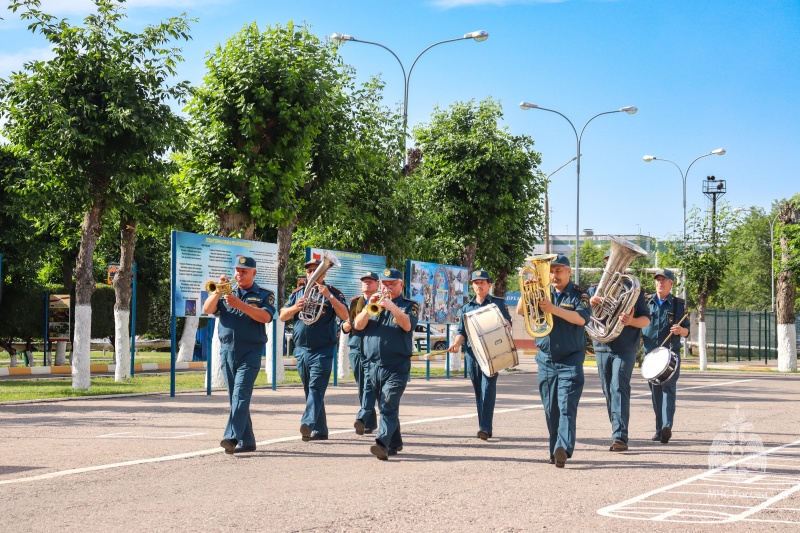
[0,47,55,76]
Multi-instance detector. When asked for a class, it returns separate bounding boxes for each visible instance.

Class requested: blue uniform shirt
[214,282,276,349]
[536,281,591,360]
[587,284,650,354]
[346,296,367,352]
[284,283,346,354]
[642,293,690,354]
[457,294,513,359]
[361,296,419,372]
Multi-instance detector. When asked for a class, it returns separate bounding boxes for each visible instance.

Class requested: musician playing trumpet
[202,256,276,455]
[587,251,650,452]
[516,254,590,468]
[448,269,513,441]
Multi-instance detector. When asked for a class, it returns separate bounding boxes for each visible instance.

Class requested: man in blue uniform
[354,268,419,460]
[341,271,380,435]
[202,256,275,455]
[448,269,513,441]
[517,254,590,468]
[642,268,690,444]
[279,258,349,442]
[587,252,650,451]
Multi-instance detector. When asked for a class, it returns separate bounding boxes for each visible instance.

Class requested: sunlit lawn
[0,365,449,402]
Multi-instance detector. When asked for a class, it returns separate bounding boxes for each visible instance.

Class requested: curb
[0,361,207,377]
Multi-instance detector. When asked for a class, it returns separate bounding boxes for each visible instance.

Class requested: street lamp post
[331,30,489,160]
[544,156,578,253]
[642,148,726,242]
[769,213,780,312]
[519,102,638,285]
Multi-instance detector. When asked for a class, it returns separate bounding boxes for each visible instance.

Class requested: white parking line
[0,378,757,487]
[598,439,800,524]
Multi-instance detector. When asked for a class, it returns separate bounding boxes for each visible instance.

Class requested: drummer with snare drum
[448,269,513,441]
[642,268,690,445]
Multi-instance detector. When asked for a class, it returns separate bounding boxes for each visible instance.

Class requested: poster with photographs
[48,294,71,341]
[405,260,468,325]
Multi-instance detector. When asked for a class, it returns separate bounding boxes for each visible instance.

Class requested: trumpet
[366,289,389,316]
[205,279,238,296]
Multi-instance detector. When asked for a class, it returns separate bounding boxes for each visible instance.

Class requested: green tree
[676,203,739,368]
[714,206,773,311]
[411,98,545,295]
[0,0,193,389]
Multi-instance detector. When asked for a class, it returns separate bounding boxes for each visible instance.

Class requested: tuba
[299,251,341,325]
[205,280,238,296]
[585,235,646,343]
[519,254,557,338]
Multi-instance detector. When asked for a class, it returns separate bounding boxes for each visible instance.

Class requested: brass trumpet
[205,280,238,296]
[366,289,389,316]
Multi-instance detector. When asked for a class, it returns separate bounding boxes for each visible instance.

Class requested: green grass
[0,366,450,402]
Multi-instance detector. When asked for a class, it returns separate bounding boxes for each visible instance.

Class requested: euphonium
[299,251,341,325]
[519,254,557,338]
[366,288,389,316]
[205,280,238,296]
[585,235,647,343]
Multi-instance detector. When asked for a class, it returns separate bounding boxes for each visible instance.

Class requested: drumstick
[659,312,690,347]
[421,349,449,359]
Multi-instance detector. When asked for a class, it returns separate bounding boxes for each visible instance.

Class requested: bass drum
[464,304,518,377]
[641,346,679,385]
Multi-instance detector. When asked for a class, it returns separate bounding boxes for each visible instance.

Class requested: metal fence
[699,309,800,363]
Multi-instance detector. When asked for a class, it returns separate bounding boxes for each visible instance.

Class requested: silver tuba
[585,235,646,343]
[299,251,341,325]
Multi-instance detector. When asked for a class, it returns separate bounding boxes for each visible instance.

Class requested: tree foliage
[410,98,545,293]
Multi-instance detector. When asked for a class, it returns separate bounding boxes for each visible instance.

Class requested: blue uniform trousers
[349,349,378,430]
[296,350,333,437]
[221,346,262,447]
[466,354,498,434]
[649,360,680,436]
[368,362,407,450]
[537,351,585,458]
[595,350,636,443]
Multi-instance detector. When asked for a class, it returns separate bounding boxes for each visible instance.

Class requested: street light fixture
[642,148,726,242]
[331,30,489,160]
[519,102,638,284]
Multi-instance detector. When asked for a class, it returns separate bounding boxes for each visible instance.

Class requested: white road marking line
[598,438,800,524]
[96,431,207,439]
[0,378,758,487]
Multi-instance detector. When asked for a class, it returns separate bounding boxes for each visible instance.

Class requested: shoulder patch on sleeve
[410,302,420,318]
[268,293,275,307]
[580,293,590,308]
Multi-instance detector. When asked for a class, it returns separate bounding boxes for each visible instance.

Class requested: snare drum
[641,347,679,385]
[464,304,518,377]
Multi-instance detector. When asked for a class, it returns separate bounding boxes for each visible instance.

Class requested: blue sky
[1,0,798,240]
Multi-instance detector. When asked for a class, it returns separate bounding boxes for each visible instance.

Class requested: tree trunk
[177,317,199,363]
[113,219,136,382]
[72,197,104,391]
[448,326,462,372]
[494,267,509,298]
[277,219,298,308]
[205,319,225,389]
[61,250,75,295]
[265,319,286,385]
[460,240,477,272]
[55,341,67,366]
[697,290,708,370]
[337,331,350,379]
[0,339,18,367]
[776,201,798,372]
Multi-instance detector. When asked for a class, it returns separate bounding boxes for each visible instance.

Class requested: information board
[307,248,386,300]
[172,231,279,318]
[405,260,469,325]
[48,294,71,341]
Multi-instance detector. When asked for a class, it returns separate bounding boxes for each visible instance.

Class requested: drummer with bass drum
[642,268,690,444]
[448,269,513,441]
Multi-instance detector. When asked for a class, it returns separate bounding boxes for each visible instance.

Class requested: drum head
[641,347,673,380]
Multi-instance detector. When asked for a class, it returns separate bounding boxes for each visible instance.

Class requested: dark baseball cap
[235,256,256,269]
[471,269,492,282]
[360,271,379,281]
[304,259,322,270]
[381,268,403,281]
[551,254,571,268]
[654,268,675,281]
